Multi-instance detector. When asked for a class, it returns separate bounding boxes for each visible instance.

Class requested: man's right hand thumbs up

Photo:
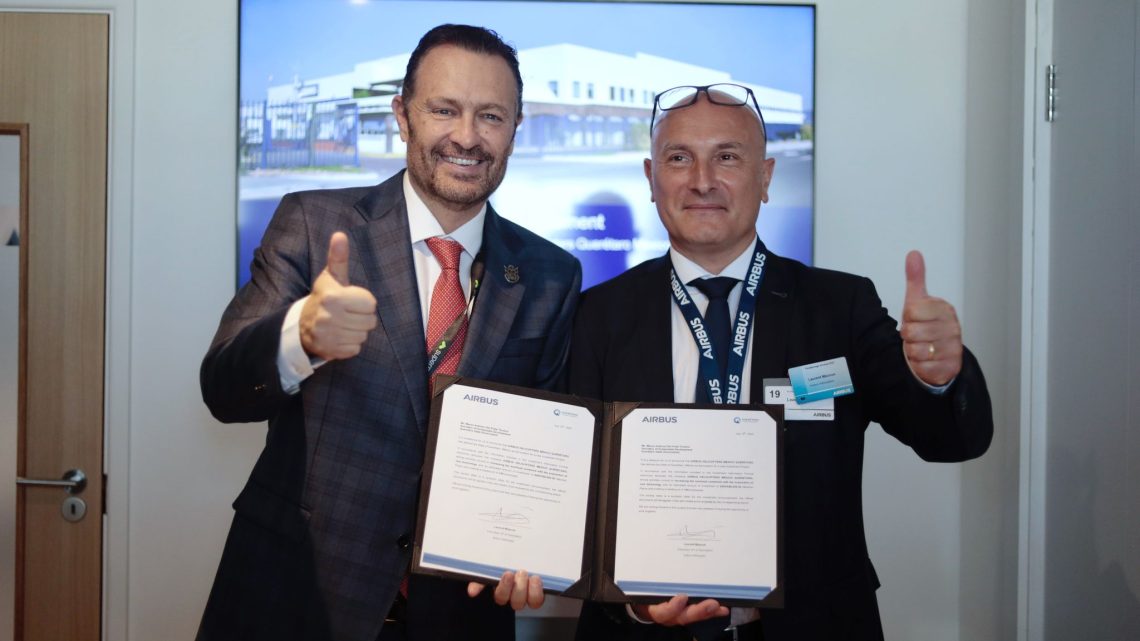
[900,250,962,386]
[300,231,378,360]
[325,229,352,286]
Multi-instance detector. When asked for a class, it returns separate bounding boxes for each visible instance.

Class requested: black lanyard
[426,253,485,376]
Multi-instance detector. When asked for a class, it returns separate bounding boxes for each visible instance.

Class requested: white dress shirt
[276,172,486,394]
[669,243,758,405]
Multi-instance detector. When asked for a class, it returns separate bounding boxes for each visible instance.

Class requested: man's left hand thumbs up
[900,250,963,386]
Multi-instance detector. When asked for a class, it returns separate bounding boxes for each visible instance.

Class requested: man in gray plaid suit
[197,25,581,641]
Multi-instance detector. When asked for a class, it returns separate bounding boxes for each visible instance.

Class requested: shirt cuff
[918,376,955,395]
[277,296,325,395]
[730,606,761,627]
[625,603,654,625]
[903,345,955,395]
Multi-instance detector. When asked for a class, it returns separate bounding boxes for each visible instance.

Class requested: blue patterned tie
[689,277,738,403]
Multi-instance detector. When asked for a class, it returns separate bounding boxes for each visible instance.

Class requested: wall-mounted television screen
[238,0,815,289]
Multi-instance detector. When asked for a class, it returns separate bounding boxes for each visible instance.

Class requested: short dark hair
[402,24,524,117]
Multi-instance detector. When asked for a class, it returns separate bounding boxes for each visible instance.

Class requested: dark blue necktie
[690,276,738,403]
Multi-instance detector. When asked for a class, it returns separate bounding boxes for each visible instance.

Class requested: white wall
[813,1,1019,639]
[3,0,1025,639]
[814,1,969,635]
[126,1,264,639]
[959,0,1026,638]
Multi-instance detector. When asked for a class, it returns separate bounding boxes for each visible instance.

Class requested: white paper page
[418,384,596,591]
[613,408,778,601]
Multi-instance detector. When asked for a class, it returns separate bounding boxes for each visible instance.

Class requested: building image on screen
[238,0,815,289]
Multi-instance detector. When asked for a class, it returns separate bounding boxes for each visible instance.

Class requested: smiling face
[645,96,775,272]
[392,44,521,227]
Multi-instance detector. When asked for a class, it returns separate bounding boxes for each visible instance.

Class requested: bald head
[644,93,776,274]
[651,92,768,158]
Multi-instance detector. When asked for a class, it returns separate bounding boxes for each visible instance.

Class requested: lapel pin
[504,264,520,284]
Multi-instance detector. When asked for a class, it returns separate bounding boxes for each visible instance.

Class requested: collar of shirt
[403,171,486,258]
[669,237,759,285]
[669,238,759,405]
[403,171,487,333]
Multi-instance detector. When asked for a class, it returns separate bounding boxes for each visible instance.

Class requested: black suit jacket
[197,172,582,641]
[569,251,992,641]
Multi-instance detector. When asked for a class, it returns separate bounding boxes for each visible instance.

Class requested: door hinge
[1045,64,1057,122]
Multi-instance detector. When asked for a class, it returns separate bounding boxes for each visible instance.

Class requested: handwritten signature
[478,507,531,525]
[666,525,722,540]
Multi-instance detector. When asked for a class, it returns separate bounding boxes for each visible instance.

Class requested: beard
[403,121,511,211]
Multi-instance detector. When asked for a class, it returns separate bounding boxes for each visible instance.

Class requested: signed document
[612,407,779,602]
[413,379,784,607]
[415,379,598,591]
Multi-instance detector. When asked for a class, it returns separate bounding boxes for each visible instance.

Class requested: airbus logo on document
[641,416,678,423]
[463,394,499,406]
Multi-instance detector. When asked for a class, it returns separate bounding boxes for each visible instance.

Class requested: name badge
[788,357,854,403]
[762,378,835,421]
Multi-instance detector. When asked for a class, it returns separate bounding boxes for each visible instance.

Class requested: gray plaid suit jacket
[197,171,582,641]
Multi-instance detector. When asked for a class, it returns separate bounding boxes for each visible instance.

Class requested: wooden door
[0,12,108,641]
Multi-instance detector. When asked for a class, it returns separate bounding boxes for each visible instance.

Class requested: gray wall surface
[1044,0,1140,638]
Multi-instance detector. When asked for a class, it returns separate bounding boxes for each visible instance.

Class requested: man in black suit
[570,84,992,641]
[197,25,579,641]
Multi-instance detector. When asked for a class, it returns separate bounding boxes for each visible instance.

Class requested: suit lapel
[350,172,431,433]
[750,252,795,400]
[458,206,525,379]
[638,256,677,401]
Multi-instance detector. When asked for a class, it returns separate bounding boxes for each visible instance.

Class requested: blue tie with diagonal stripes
[690,277,738,403]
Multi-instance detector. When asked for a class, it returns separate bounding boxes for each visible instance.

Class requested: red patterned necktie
[425,237,468,391]
[402,239,467,600]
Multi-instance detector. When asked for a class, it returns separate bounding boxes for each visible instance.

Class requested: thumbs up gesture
[300,232,378,360]
[900,251,962,386]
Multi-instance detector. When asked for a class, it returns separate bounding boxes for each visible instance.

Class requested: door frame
[1017,1,1052,641]
[99,3,134,640]
[0,120,29,641]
